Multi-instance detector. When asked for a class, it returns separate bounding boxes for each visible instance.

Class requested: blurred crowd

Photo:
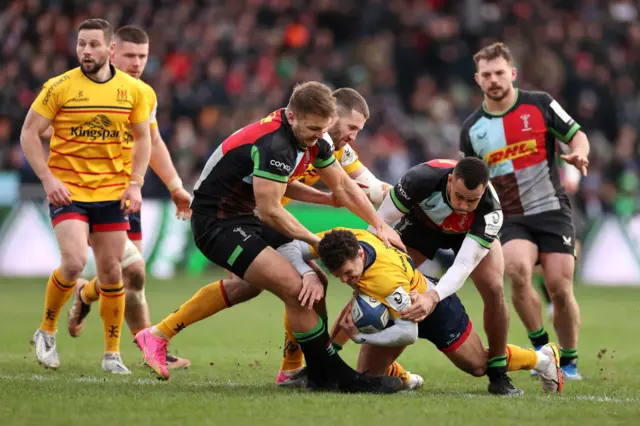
[0,0,638,219]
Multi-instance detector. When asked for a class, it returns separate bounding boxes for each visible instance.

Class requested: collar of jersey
[81,63,117,84]
[359,241,377,273]
[481,88,519,117]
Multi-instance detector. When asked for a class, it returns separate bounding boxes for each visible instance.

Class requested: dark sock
[294,317,354,386]
[487,355,508,380]
[560,348,578,367]
[527,327,550,349]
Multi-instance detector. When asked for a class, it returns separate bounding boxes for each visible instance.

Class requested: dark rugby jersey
[459,89,580,218]
[191,109,335,218]
[390,159,503,248]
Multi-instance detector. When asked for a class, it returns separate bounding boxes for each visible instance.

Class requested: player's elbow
[401,328,418,346]
[256,203,278,224]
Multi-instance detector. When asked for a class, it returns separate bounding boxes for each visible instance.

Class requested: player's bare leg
[89,230,130,374]
[444,329,561,393]
[470,241,521,394]
[503,240,549,348]
[540,252,581,379]
[34,219,89,369]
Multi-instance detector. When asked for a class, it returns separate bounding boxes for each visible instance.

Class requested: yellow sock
[507,344,539,371]
[157,280,229,339]
[81,277,100,304]
[281,310,304,372]
[40,269,76,333]
[386,362,411,386]
[99,282,125,353]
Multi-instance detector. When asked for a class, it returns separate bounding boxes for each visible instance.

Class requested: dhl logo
[484,140,537,166]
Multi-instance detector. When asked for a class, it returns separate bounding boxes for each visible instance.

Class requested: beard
[484,85,511,101]
[81,57,107,74]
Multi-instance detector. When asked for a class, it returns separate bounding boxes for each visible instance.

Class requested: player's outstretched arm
[149,126,192,218]
[317,162,404,249]
[284,180,334,206]
[20,109,71,207]
[254,177,320,248]
[340,303,418,347]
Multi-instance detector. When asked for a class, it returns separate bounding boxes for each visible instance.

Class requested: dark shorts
[395,216,466,260]
[417,292,473,352]
[128,211,142,241]
[49,201,129,233]
[500,208,576,257]
[191,212,291,278]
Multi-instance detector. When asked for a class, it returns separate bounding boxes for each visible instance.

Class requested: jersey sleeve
[146,85,159,128]
[311,138,336,169]
[468,183,503,248]
[389,164,439,214]
[339,144,363,174]
[130,81,151,124]
[251,141,294,183]
[31,75,70,120]
[539,92,581,143]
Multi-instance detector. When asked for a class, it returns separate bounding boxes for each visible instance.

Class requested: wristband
[130,173,145,187]
[167,176,183,193]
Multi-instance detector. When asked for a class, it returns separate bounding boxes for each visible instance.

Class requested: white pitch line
[0,374,637,404]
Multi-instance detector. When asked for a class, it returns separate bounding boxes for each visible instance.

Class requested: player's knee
[474,274,504,303]
[97,257,123,284]
[124,260,146,292]
[60,252,88,280]
[224,278,263,305]
[547,281,574,308]
[469,363,487,377]
[505,259,530,287]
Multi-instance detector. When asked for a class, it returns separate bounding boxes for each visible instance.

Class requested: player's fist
[338,302,360,341]
[171,187,193,220]
[121,184,142,215]
[399,290,439,323]
[43,175,72,207]
[560,153,589,176]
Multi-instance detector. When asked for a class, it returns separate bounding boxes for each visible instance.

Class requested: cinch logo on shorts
[270,160,292,173]
[485,140,537,166]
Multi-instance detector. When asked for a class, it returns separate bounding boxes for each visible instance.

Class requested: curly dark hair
[317,229,360,272]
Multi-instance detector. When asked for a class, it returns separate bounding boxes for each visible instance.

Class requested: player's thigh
[50,203,91,274]
[443,329,488,377]
[501,221,538,282]
[470,240,505,298]
[191,214,300,303]
[418,293,474,359]
[87,201,129,268]
[394,217,435,266]
[356,343,406,376]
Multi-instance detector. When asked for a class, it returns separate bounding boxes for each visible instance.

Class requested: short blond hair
[473,42,514,70]
[333,88,369,120]
[288,81,336,118]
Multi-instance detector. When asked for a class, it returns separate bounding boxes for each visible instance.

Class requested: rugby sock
[487,355,508,379]
[506,344,538,371]
[528,326,550,349]
[386,361,406,377]
[99,282,125,353]
[560,348,578,367]
[40,269,76,333]
[80,277,100,304]
[281,310,305,372]
[156,280,229,339]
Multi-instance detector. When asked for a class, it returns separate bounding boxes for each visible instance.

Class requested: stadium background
[0,0,638,284]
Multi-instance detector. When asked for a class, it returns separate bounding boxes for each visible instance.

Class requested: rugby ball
[351,292,390,334]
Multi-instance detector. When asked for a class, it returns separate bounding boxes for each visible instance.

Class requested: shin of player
[22,19,151,373]
[66,25,192,370]
[464,42,588,379]
[134,82,403,393]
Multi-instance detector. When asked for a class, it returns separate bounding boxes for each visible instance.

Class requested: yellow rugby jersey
[32,65,150,202]
[122,80,158,177]
[311,228,428,318]
[281,142,364,206]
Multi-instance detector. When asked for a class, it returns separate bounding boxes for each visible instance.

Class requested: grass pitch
[1,273,639,426]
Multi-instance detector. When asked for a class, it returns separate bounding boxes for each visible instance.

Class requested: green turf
[1,274,638,426]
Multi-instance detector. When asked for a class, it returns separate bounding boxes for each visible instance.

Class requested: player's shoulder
[407,160,452,180]
[42,67,79,89]
[517,89,552,106]
[114,68,146,90]
[137,79,157,99]
[460,107,484,131]
[479,182,502,211]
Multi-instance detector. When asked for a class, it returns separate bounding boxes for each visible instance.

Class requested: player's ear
[286,110,295,124]
[474,72,480,86]
[511,66,517,83]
